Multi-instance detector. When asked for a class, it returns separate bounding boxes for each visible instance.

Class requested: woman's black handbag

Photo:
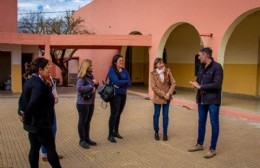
[98,81,114,102]
[81,91,92,100]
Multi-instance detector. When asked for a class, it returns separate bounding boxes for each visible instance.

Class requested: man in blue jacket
[188,47,223,159]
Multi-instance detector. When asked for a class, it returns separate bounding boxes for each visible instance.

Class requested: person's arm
[18,94,23,115]
[18,93,25,122]
[24,80,42,122]
[167,69,176,95]
[124,69,131,87]
[77,77,94,93]
[108,68,129,86]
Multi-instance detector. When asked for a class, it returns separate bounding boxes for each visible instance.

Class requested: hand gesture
[189,81,201,89]
[164,93,170,100]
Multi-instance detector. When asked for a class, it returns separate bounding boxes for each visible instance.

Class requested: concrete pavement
[0,88,260,168]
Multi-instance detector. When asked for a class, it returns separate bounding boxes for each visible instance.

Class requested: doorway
[0,51,11,90]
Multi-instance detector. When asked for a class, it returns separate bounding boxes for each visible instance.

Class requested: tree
[18,11,91,86]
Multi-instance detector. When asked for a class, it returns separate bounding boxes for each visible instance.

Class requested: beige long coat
[150,68,176,104]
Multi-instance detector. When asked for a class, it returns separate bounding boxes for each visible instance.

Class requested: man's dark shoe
[155,132,160,141]
[108,135,117,143]
[163,133,168,141]
[79,141,90,149]
[113,132,123,139]
[87,139,97,146]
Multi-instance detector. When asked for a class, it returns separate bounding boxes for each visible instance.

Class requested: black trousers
[76,103,94,142]
[109,94,126,136]
[28,128,61,168]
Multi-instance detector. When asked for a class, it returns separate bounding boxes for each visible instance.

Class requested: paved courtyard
[0,89,260,168]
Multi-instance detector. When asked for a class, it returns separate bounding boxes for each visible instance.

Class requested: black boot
[87,139,97,146]
[113,132,123,139]
[163,133,168,141]
[108,135,117,143]
[155,132,160,141]
[79,140,90,149]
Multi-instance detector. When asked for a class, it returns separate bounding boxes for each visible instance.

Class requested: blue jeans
[153,101,170,134]
[197,104,220,150]
[41,114,57,156]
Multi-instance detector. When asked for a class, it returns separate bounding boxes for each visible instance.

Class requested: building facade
[1,0,260,97]
[74,0,260,97]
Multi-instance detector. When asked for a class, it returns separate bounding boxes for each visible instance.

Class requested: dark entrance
[0,51,11,90]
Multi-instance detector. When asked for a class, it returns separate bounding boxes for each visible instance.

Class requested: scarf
[156,67,165,82]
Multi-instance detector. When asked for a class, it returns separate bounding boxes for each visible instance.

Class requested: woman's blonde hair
[78,59,92,78]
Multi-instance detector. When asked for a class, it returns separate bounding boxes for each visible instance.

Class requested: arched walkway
[220,8,260,96]
[159,23,202,88]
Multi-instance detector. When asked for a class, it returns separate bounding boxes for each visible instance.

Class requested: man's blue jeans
[153,101,170,134]
[197,104,220,150]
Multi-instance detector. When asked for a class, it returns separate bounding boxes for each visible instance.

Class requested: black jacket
[196,60,223,105]
[19,75,54,132]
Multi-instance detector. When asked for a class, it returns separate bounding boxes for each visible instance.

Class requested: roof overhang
[0,32,152,49]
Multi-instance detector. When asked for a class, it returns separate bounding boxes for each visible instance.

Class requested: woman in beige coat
[150,58,176,141]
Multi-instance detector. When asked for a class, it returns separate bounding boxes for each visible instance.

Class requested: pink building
[1,0,260,98]
[74,0,260,97]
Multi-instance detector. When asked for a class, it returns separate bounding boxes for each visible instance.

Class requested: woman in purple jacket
[76,59,99,149]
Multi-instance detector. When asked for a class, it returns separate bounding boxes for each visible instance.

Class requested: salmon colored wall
[75,49,118,82]
[0,0,17,32]
[75,0,260,96]
[1,0,260,96]
[76,0,260,58]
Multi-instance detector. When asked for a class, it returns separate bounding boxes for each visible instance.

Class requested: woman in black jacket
[19,57,62,168]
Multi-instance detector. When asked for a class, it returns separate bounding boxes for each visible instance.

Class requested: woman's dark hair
[31,57,49,74]
[153,57,164,70]
[111,54,123,73]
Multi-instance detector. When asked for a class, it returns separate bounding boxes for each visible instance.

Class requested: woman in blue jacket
[107,54,131,143]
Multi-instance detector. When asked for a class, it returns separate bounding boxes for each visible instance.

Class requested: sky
[18,0,92,18]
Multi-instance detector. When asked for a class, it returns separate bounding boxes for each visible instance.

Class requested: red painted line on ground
[128,91,260,122]
[173,99,260,122]
[220,108,260,122]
